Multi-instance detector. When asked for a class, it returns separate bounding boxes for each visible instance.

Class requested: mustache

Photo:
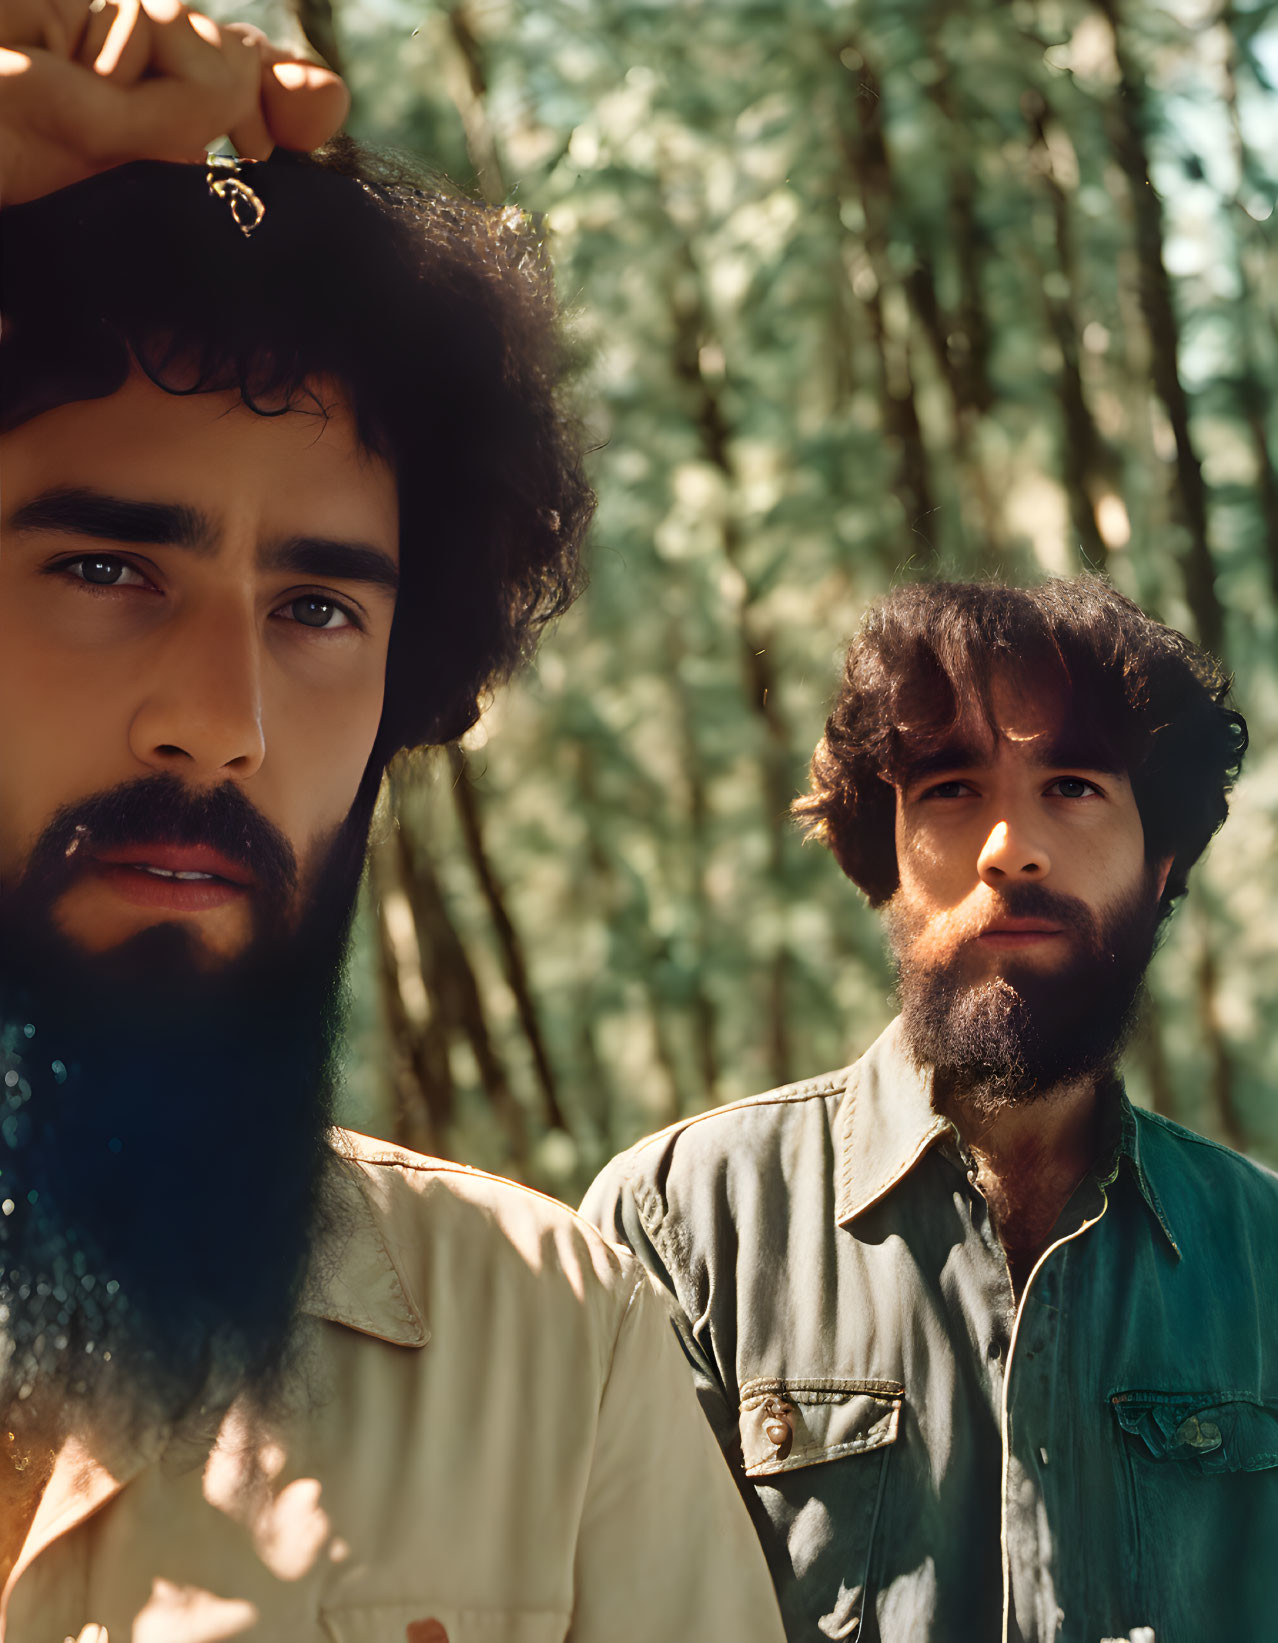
[967,882,1100,943]
[7,774,298,909]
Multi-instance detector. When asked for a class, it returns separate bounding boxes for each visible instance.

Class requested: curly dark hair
[0,140,592,753]
[794,577,1248,917]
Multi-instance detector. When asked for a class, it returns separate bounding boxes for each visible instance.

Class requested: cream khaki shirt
[1,1130,786,1643]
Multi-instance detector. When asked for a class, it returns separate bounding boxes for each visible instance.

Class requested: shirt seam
[336,1136,632,1240]
[612,1077,852,1173]
[1135,1107,1272,1167]
[596,1269,651,1417]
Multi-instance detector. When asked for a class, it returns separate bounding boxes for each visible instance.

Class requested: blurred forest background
[227,0,1278,1199]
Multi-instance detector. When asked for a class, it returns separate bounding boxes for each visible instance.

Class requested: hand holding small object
[0,0,348,207]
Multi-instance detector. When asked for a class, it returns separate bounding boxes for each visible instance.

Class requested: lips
[976,917,1065,949]
[92,843,255,888]
[89,842,255,913]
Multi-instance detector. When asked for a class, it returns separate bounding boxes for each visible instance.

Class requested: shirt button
[406,1623,449,1643]
[987,1340,1003,1361]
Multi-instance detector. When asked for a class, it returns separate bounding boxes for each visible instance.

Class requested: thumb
[260,52,348,152]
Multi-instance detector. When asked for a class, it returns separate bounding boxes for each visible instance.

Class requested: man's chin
[899,950,1149,1107]
[52,879,256,973]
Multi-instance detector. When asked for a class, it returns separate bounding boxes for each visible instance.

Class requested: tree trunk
[667,235,794,1086]
[447,746,568,1133]
[1095,0,1227,654]
[833,42,941,555]
[371,834,453,1155]
[1023,87,1116,568]
[293,0,344,75]
[443,2,506,204]
[394,817,529,1169]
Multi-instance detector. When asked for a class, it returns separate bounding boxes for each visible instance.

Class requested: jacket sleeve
[569,1267,786,1643]
[581,1155,742,1462]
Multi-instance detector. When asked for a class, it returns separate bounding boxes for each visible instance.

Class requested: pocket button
[762,1397,794,1461]
[406,1624,449,1643]
[1176,1414,1222,1452]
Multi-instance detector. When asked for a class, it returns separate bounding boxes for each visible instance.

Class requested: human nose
[128,602,266,780]
[976,815,1051,884]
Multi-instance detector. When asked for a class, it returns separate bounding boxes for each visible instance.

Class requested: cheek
[265,668,385,841]
[1067,816,1147,894]
[896,818,968,899]
[0,647,125,877]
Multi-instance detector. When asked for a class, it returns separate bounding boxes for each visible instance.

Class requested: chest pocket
[321,1607,568,1643]
[1111,1389,1278,1639]
[738,1377,903,1641]
[1112,1389,1278,1474]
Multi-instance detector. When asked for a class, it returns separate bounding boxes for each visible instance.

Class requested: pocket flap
[1111,1389,1278,1474]
[738,1376,903,1478]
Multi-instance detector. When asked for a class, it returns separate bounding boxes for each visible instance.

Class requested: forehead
[0,371,398,553]
[896,669,1126,782]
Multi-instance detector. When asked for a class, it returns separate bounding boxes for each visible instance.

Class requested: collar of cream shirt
[298,1130,435,1347]
[833,1017,1182,1257]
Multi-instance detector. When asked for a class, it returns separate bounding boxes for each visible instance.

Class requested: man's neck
[937,1073,1112,1301]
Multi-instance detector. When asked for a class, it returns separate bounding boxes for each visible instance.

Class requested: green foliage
[260,0,1278,1194]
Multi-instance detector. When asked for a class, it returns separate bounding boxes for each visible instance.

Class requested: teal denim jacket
[582,1019,1278,1643]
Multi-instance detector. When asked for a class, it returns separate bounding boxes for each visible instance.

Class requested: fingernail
[272,62,312,90]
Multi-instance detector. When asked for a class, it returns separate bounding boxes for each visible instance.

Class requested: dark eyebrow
[7,487,399,597]
[901,741,988,786]
[1040,729,1124,775]
[261,537,400,597]
[6,486,211,550]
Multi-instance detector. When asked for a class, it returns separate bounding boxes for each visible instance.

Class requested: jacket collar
[298,1130,430,1347]
[835,1018,950,1224]
[835,1017,1181,1257]
[1117,1100,1183,1257]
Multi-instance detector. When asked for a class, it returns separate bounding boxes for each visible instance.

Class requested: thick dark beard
[0,773,375,1441]
[887,877,1162,1115]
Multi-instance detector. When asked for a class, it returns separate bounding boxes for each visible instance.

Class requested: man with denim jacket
[585,577,1278,1643]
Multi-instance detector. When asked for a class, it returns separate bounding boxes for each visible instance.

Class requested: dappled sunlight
[203,1410,333,1582]
[134,1581,258,1643]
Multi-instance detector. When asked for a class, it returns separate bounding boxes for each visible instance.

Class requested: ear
[1153,855,1174,900]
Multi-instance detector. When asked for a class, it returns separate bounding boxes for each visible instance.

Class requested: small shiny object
[206,156,266,239]
[1176,1414,1222,1451]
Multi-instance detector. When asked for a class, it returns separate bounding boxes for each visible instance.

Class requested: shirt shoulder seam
[332,1132,626,1238]
[615,1070,852,1168]
[1135,1108,1272,1169]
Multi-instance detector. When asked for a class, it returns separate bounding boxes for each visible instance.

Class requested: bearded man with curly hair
[587,576,1276,1643]
[0,5,786,1637]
